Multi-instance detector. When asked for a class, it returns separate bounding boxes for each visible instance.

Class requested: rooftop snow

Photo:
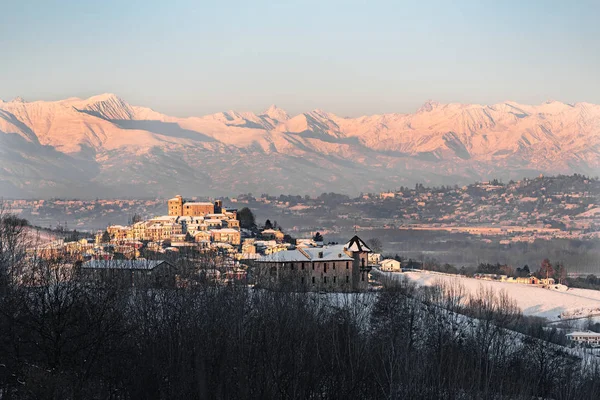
[256,244,353,263]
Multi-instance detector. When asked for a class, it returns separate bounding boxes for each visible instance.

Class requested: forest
[2,213,600,399]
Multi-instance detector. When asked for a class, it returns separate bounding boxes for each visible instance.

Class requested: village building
[79,259,178,288]
[107,225,129,240]
[211,228,241,245]
[379,258,401,272]
[261,228,285,241]
[566,331,600,347]
[254,235,372,292]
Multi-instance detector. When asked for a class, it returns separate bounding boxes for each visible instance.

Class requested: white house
[566,331,600,346]
[379,259,401,272]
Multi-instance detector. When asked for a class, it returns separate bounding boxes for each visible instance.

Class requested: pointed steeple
[345,235,372,253]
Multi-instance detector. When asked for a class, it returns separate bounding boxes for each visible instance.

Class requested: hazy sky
[1,0,598,117]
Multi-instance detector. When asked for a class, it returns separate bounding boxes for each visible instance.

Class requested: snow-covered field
[386,270,600,321]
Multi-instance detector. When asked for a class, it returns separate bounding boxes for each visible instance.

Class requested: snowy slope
[0,94,598,197]
[400,271,600,321]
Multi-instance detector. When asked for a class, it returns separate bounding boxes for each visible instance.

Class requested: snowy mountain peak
[11,96,26,103]
[75,93,135,120]
[417,100,440,113]
[261,104,290,122]
[0,93,598,197]
[86,93,121,102]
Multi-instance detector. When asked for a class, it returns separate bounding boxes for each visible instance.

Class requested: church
[253,236,372,292]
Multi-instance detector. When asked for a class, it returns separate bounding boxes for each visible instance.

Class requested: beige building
[211,228,241,245]
[168,195,215,217]
[379,259,401,272]
[107,225,129,240]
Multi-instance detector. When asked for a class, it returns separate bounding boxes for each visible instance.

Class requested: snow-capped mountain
[0,94,598,198]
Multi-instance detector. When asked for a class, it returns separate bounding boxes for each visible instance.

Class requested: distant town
[3,174,599,275]
[6,174,599,239]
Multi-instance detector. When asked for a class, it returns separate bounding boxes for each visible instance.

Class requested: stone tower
[168,195,183,216]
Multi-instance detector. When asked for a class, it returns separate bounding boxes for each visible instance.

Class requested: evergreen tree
[237,207,256,230]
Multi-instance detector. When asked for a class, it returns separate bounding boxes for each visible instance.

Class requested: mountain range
[0,94,598,198]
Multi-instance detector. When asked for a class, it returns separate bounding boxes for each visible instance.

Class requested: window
[346,276,349,283]
[361,272,365,281]
[312,276,315,284]
[346,261,349,269]
[361,258,365,267]
[332,262,335,270]
[301,277,305,284]
[301,262,305,270]
[324,263,327,273]
[312,263,315,270]
[291,263,294,271]
[324,276,327,284]
[333,276,336,283]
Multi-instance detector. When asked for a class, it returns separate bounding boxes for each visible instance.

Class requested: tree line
[2,212,600,399]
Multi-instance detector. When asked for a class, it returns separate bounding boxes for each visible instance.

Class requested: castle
[168,195,223,217]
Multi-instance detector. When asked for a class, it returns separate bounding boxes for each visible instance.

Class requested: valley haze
[0,93,598,199]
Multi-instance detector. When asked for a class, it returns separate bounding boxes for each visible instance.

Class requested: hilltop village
[37,196,284,262]
[26,194,383,291]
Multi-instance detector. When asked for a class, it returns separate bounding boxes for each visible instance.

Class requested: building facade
[254,236,372,292]
[168,195,215,217]
[566,331,600,347]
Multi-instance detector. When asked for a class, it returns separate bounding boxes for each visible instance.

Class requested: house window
[362,258,365,267]
[312,263,315,270]
[346,276,349,283]
[312,276,315,284]
[346,261,349,269]
[361,273,365,281]
[324,276,327,284]
[324,263,327,273]
[291,263,294,271]
[332,262,335,270]
[301,262,305,270]
[333,276,336,283]
[301,277,305,284]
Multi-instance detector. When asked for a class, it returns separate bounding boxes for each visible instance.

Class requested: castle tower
[214,200,222,214]
[344,235,372,290]
[168,195,183,216]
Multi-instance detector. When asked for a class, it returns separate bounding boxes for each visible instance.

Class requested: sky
[1,0,598,117]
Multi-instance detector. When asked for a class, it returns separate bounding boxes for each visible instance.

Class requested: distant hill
[1,94,598,198]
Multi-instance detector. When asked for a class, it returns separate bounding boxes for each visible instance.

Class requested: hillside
[398,270,600,321]
[1,94,598,198]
